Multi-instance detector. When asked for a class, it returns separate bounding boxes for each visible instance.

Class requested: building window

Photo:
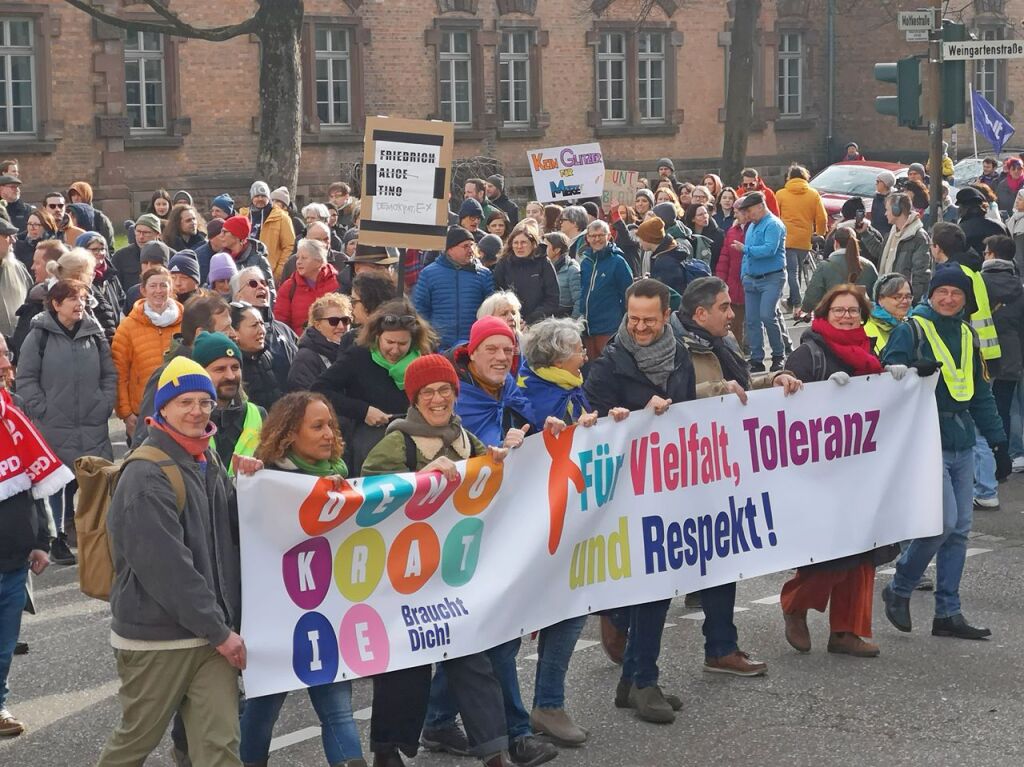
[974,28,1002,106]
[776,33,802,116]
[314,27,351,127]
[499,30,531,127]
[439,30,472,126]
[0,18,35,134]
[124,31,165,131]
[596,32,626,123]
[637,32,665,123]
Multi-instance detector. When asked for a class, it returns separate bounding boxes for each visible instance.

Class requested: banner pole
[969,85,979,158]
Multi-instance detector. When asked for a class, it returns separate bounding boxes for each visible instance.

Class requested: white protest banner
[239,374,942,698]
[359,116,454,250]
[601,169,641,214]
[527,143,605,203]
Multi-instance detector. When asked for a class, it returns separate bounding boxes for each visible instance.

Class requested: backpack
[73,445,186,601]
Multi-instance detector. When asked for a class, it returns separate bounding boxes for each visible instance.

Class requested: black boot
[372,749,405,767]
[882,584,911,632]
[50,534,76,566]
[932,614,991,640]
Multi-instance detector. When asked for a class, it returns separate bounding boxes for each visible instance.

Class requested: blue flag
[972,89,1015,154]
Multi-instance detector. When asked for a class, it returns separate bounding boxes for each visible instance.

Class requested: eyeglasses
[419,384,454,400]
[247,279,267,289]
[380,314,418,330]
[741,182,758,189]
[828,306,861,317]
[320,315,352,327]
[47,202,65,209]
[627,316,662,327]
[87,245,106,254]
[892,293,913,302]
[174,398,216,413]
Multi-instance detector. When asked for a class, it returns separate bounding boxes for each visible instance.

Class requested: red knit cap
[404,354,460,403]
[468,315,516,355]
[223,215,251,241]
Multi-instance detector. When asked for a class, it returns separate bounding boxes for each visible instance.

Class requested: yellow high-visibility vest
[960,264,1001,361]
[911,315,975,401]
[211,402,262,476]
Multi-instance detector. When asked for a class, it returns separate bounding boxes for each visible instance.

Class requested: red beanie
[468,316,516,355]
[404,354,460,403]
[223,215,251,241]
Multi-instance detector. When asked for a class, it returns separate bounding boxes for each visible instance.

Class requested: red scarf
[1005,173,1024,195]
[810,317,883,376]
[0,388,75,502]
[146,417,216,464]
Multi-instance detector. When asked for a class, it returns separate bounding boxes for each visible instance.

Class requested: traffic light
[941,20,967,127]
[874,57,922,128]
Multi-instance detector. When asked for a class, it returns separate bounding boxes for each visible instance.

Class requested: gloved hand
[909,360,942,377]
[828,371,850,386]
[885,364,910,381]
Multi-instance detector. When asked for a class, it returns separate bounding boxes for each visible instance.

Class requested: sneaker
[615,678,682,710]
[1013,456,1024,473]
[973,496,999,510]
[628,685,676,724]
[420,723,471,756]
[530,707,587,747]
[683,592,702,609]
[0,708,24,737]
[50,534,76,566]
[769,357,785,372]
[827,632,880,657]
[508,734,557,766]
[703,650,768,676]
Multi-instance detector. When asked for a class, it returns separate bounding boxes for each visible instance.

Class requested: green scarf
[371,346,420,390]
[285,451,348,478]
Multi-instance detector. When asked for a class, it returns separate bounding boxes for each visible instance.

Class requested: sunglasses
[320,315,352,327]
[380,314,418,330]
[47,203,65,209]
[741,182,757,189]
[247,279,267,289]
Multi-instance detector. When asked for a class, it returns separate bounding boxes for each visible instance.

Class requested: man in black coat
[484,174,520,227]
[584,278,696,726]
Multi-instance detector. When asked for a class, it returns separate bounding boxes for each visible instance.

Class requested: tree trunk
[254,0,304,191]
[721,0,760,184]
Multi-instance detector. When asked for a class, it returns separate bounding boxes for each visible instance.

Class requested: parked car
[808,160,908,220]
[952,152,1024,190]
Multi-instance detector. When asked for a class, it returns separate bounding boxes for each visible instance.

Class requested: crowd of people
[0,151,1019,767]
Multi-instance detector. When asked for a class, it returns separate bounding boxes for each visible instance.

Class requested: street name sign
[898,11,933,31]
[942,40,1024,61]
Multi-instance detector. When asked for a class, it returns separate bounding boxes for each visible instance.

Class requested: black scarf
[679,315,750,389]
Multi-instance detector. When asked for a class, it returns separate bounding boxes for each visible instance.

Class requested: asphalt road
[2,469,1023,767]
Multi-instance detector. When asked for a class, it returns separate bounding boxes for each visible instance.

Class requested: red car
[808,160,908,221]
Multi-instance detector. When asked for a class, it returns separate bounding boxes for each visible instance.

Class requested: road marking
[32,581,82,598]
[680,607,749,621]
[7,679,120,731]
[750,594,781,605]
[524,639,598,661]
[877,547,991,576]
[354,706,372,721]
[270,726,321,752]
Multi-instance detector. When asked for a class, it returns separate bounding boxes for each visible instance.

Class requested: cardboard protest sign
[602,169,641,214]
[359,116,454,250]
[239,374,942,697]
[527,143,605,203]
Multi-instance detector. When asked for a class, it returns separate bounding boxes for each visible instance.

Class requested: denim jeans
[533,616,587,709]
[1010,373,1024,458]
[973,429,998,500]
[620,599,671,689]
[425,638,530,740]
[48,480,77,535]
[0,565,28,710]
[893,448,974,618]
[240,681,361,763]
[700,582,738,658]
[784,248,807,307]
[742,271,786,363]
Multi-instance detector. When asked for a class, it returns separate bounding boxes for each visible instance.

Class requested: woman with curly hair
[240,391,364,767]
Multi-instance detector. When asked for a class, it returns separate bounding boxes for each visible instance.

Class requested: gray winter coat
[108,428,240,645]
[15,310,117,467]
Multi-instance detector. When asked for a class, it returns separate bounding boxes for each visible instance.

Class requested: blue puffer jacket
[413,254,495,350]
[576,243,634,336]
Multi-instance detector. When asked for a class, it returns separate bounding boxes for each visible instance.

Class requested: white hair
[521,317,585,369]
[302,203,329,222]
[477,290,522,320]
[306,221,331,239]
[297,238,328,263]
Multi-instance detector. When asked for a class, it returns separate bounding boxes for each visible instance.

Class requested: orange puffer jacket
[111,299,183,417]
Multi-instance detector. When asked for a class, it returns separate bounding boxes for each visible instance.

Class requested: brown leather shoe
[0,709,25,737]
[827,632,880,657]
[704,650,768,677]
[783,611,811,653]
[600,615,626,665]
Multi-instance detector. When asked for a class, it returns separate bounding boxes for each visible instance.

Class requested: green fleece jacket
[881,303,1004,451]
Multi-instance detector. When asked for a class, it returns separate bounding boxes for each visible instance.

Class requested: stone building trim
[496,0,537,15]
[0,2,62,154]
[585,20,683,139]
[301,14,369,145]
[437,0,479,14]
[494,18,549,139]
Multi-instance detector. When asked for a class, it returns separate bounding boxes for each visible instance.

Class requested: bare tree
[63,0,304,191]
[720,0,761,184]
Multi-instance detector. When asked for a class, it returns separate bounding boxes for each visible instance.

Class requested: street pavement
[3,447,1024,766]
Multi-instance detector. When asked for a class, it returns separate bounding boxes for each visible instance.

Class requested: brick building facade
[0,0,1019,224]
